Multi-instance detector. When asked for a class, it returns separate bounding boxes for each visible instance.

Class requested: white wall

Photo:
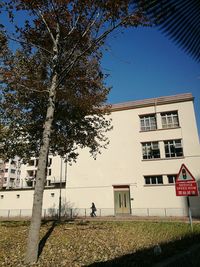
[65,99,200,214]
[1,95,200,217]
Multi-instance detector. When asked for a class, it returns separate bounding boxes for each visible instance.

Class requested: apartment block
[0,157,21,189]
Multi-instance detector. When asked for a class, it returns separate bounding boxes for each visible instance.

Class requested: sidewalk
[1,215,200,223]
[83,215,200,223]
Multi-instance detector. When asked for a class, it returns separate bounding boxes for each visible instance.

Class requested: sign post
[175,164,199,231]
[186,196,193,231]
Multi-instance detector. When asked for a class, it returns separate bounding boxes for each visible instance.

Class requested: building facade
[0,157,21,189]
[0,93,200,217]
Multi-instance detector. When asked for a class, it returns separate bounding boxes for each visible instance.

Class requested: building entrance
[114,186,131,215]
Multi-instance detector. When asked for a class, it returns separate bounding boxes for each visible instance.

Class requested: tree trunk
[24,73,57,264]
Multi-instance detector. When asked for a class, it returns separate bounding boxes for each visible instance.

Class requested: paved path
[84,215,200,223]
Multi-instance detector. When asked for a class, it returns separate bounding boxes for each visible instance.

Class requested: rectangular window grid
[140,114,157,131]
[161,111,179,129]
[164,139,183,158]
[167,175,177,184]
[142,142,160,159]
[144,176,163,185]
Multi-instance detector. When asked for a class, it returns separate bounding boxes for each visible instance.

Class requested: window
[164,139,183,158]
[48,158,52,167]
[28,160,35,166]
[11,169,16,174]
[51,193,55,197]
[48,169,52,176]
[161,111,179,129]
[144,176,163,185]
[1,195,4,199]
[27,170,34,177]
[140,114,157,131]
[142,142,160,159]
[16,194,20,198]
[168,175,177,184]
[4,169,8,173]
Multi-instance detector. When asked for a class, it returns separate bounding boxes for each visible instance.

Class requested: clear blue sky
[102,27,200,135]
[2,10,199,134]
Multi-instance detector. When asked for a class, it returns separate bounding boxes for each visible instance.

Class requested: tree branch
[17,83,49,93]
[57,16,127,87]
[37,9,56,46]
[60,10,101,76]
[6,34,53,55]
[66,15,80,37]
[49,0,60,26]
[82,12,100,38]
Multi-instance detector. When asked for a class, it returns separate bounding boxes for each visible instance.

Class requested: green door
[114,190,131,215]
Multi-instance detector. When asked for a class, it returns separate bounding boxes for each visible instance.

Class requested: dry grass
[0,220,200,267]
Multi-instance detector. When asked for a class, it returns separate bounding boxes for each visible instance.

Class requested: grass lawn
[0,220,200,266]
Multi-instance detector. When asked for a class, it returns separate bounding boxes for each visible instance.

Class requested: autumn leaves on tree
[0,0,148,264]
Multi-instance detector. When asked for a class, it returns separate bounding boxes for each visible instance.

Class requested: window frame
[144,175,163,185]
[167,174,177,184]
[161,111,179,129]
[140,114,157,131]
[48,169,52,176]
[142,141,160,160]
[28,159,35,166]
[164,139,183,158]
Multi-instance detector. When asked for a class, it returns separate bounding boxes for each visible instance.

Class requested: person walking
[90,202,97,217]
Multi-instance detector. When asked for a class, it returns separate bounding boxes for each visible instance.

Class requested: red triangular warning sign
[175,164,198,196]
[176,164,195,182]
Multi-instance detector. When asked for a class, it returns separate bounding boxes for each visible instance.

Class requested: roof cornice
[110,93,194,112]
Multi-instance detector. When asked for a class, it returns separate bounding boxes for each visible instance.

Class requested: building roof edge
[110,93,194,112]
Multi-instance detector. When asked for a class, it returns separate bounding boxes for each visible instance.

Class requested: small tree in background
[0,0,149,264]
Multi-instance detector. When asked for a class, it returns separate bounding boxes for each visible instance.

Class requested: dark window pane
[151,177,157,184]
[157,176,163,184]
[145,177,151,184]
[168,176,175,183]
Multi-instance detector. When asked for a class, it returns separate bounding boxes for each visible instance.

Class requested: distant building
[20,155,66,189]
[0,93,200,217]
[0,157,21,189]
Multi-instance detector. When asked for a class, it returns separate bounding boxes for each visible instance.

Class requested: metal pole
[187,196,193,232]
[64,154,68,183]
[58,157,62,221]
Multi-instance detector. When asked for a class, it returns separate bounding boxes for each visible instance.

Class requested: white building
[0,157,21,189]
[0,93,200,217]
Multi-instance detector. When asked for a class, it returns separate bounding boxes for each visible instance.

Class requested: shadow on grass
[38,218,76,258]
[87,232,200,267]
[38,220,57,258]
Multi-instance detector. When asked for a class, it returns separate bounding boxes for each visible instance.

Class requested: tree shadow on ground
[41,219,57,226]
[87,232,200,267]
[38,218,76,258]
[38,220,57,258]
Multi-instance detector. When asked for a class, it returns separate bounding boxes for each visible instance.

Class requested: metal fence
[1,207,200,219]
